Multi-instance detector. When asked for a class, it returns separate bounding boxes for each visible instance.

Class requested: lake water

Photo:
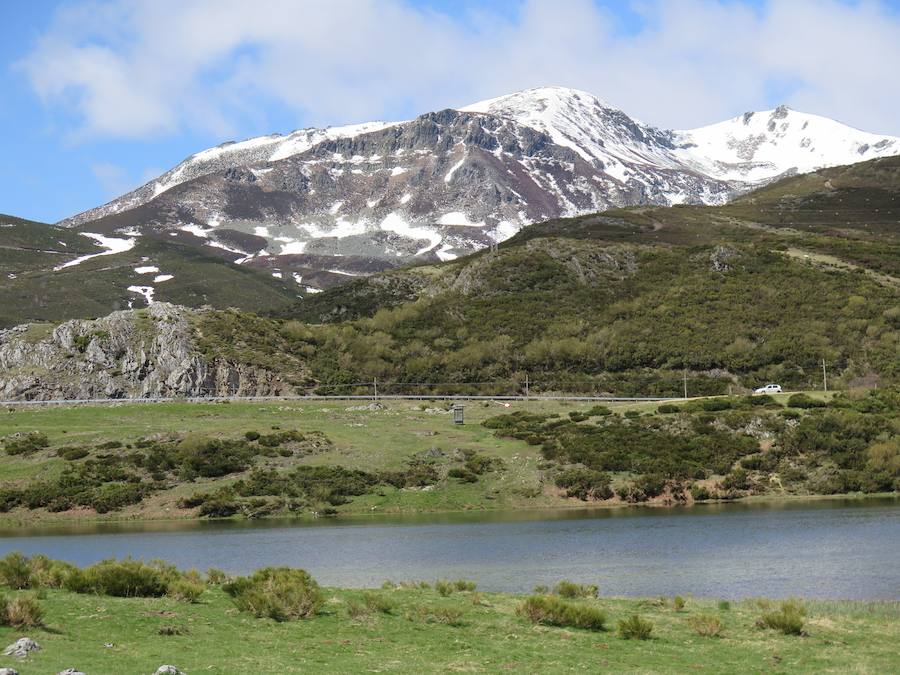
[0,498,897,599]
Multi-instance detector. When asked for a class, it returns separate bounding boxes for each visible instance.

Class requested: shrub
[689,613,725,637]
[517,595,606,631]
[364,592,395,614]
[97,440,123,450]
[206,568,229,585]
[787,394,827,409]
[569,412,589,422]
[718,600,731,611]
[4,432,50,456]
[199,495,241,518]
[691,484,712,501]
[167,578,206,603]
[617,614,653,639]
[245,431,261,441]
[0,593,44,628]
[757,599,806,635]
[27,554,76,589]
[657,404,681,414]
[224,567,323,621]
[673,595,686,611]
[64,558,172,597]
[453,579,477,592]
[555,468,613,501]
[158,624,188,636]
[435,580,454,597]
[554,580,598,599]
[587,405,613,417]
[0,552,32,589]
[447,468,478,483]
[405,605,464,626]
[623,410,641,419]
[59,447,90,461]
[90,482,145,513]
[699,399,732,412]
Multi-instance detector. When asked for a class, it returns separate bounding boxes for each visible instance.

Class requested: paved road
[0,394,680,407]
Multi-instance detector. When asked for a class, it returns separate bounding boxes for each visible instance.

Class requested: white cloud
[17,0,900,139]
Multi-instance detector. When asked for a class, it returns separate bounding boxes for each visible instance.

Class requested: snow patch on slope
[54,233,136,270]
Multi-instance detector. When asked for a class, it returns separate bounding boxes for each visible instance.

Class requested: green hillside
[0,219,300,328]
[268,157,899,395]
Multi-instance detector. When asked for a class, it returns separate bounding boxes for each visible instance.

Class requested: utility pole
[822,359,827,393]
[683,369,688,399]
[373,377,378,403]
[525,373,529,398]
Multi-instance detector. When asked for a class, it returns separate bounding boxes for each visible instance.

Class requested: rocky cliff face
[0,303,293,400]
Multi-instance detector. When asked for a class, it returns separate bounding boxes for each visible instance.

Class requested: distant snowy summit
[60,86,899,288]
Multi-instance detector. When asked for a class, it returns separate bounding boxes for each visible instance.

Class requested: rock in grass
[155,667,185,675]
[0,667,20,675]
[3,638,41,658]
[57,670,87,675]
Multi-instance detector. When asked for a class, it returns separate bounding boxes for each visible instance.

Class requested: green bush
[244,431,261,441]
[554,580,598,599]
[657,404,681,414]
[691,484,712,501]
[587,405,613,417]
[0,552,32,589]
[453,579,477,592]
[4,432,50,456]
[26,554,76,588]
[435,580,454,597]
[90,482,145,513]
[64,558,172,597]
[58,446,90,461]
[517,595,606,631]
[617,614,653,639]
[167,578,206,603]
[787,394,827,409]
[363,591,395,614]
[758,599,806,635]
[673,595,686,611]
[224,567,323,621]
[447,467,479,483]
[555,468,613,501]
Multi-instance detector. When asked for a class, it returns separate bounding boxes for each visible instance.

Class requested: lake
[0,498,897,599]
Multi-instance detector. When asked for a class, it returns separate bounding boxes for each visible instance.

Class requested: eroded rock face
[0,303,293,401]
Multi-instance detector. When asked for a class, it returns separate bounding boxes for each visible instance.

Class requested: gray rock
[57,670,87,675]
[0,667,20,675]
[3,637,40,658]
[155,667,185,675]
[0,303,297,402]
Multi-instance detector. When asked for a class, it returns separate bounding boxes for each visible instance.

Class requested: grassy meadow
[0,389,896,526]
[0,581,896,674]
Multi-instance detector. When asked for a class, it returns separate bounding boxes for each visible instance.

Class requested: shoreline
[0,490,895,533]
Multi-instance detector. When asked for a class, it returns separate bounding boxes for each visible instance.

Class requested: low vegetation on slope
[0,391,895,524]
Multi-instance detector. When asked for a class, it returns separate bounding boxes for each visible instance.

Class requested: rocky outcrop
[0,303,294,401]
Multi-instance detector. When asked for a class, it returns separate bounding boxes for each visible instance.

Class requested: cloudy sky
[2,0,900,222]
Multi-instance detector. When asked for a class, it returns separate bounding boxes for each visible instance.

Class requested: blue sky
[3,0,900,223]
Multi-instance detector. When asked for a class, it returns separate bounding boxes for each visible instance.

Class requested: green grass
[0,585,895,673]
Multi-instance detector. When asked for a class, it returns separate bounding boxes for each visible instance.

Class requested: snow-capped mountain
[60,87,899,290]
